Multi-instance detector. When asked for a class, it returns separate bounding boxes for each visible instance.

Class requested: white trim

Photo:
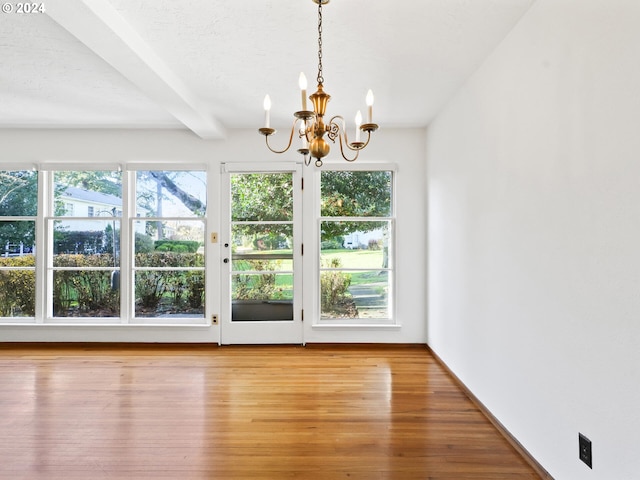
[221,162,301,174]
[0,163,38,171]
[316,162,399,173]
[38,162,122,172]
[312,323,402,329]
[126,162,208,172]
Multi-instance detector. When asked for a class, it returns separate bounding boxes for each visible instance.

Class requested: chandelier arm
[264,118,300,154]
[328,115,346,143]
[328,115,373,151]
[336,129,361,163]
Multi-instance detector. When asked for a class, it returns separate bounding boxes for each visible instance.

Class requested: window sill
[312,323,401,329]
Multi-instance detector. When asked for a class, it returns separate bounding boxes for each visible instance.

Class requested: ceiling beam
[47,0,225,139]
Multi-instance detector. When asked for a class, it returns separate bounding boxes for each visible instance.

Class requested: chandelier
[258,0,378,167]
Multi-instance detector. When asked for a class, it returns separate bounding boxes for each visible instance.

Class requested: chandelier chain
[317,0,323,85]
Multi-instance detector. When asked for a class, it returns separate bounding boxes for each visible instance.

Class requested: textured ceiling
[0,0,536,138]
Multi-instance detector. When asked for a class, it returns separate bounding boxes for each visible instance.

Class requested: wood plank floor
[0,344,541,479]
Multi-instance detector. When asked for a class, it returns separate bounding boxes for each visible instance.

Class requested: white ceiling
[0,0,536,139]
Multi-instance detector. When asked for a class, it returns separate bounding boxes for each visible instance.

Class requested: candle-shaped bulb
[355,110,362,142]
[366,89,374,123]
[263,94,271,128]
[299,72,308,111]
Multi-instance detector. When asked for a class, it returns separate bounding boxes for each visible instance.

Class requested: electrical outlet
[579,433,592,469]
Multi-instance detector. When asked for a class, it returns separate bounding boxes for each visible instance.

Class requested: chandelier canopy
[258,0,379,167]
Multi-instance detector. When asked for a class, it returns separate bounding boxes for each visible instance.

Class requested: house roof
[60,186,121,207]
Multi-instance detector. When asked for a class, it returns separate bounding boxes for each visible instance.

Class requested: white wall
[0,127,426,344]
[426,0,640,478]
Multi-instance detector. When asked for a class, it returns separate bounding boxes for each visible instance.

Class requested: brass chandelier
[258,0,378,167]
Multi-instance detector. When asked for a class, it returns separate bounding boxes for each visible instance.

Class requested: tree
[55,171,121,197]
[231,173,294,241]
[320,170,392,238]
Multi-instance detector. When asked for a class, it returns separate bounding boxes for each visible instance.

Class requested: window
[50,170,122,319]
[0,170,37,320]
[319,168,394,323]
[0,167,207,325]
[132,170,206,322]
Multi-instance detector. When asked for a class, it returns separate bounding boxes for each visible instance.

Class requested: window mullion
[121,169,133,324]
[36,170,50,322]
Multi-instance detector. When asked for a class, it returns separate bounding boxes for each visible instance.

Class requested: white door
[220,163,303,344]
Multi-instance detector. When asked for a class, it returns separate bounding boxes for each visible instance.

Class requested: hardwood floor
[0,344,541,479]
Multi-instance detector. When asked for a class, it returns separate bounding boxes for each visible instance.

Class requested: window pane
[231,173,293,221]
[320,270,390,320]
[134,220,204,268]
[54,171,122,217]
[321,171,392,217]
[232,273,293,301]
[0,220,36,256]
[0,265,35,317]
[53,270,120,317]
[321,221,390,269]
[134,271,205,317]
[0,170,38,217]
[53,219,120,260]
[136,171,206,217]
[133,220,204,256]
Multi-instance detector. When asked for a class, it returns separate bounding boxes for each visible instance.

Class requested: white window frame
[0,164,211,326]
[45,168,124,324]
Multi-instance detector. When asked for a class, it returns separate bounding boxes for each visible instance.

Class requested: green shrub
[320,258,354,315]
[0,256,36,316]
[52,254,119,316]
[154,240,200,253]
[135,252,204,310]
[321,236,344,250]
[135,233,154,253]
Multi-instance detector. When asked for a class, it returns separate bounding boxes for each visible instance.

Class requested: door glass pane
[231,173,293,221]
[232,223,292,271]
[230,172,294,322]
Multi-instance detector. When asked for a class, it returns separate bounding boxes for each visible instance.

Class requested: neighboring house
[59,185,122,231]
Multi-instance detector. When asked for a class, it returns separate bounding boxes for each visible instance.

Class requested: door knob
[223,258,229,263]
